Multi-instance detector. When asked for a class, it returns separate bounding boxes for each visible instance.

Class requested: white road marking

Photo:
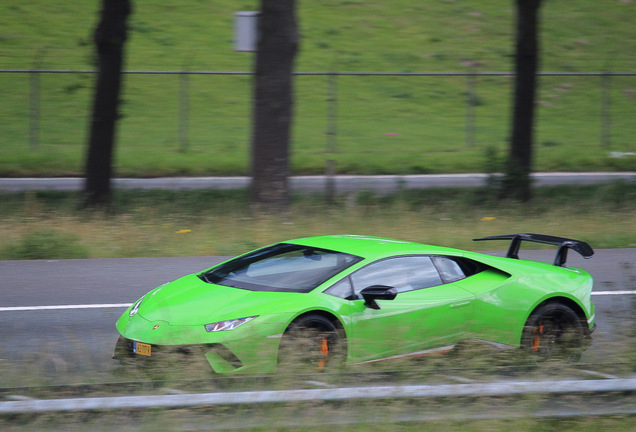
[0,304,131,312]
[592,291,636,296]
[0,290,634,312]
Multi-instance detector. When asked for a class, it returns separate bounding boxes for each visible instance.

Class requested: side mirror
[360,285,397,310]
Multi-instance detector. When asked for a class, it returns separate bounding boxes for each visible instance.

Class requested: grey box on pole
[234,11,260,52]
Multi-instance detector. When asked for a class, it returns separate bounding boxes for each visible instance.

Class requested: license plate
[134,342,152,357]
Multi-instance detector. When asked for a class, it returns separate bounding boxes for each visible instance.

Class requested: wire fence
[1,68,635,175]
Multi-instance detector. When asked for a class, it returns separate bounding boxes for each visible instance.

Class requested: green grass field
[1,0,635,177]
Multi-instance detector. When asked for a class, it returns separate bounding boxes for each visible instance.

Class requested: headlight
[129,296,145,317]
[204,316,257,332]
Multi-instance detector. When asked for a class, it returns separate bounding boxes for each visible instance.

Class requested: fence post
[600,71,611,148]
[179,67,190,153]
[465,72,476,148]
[325,71,338,201]
[29,52,44,150]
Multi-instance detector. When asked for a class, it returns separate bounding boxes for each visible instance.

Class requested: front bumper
[113,335,278,374]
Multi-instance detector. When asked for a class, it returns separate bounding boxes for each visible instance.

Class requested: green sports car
[114,233,595,374]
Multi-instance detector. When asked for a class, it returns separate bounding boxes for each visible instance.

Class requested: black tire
[278,314,345,373]
[521,302,586,362]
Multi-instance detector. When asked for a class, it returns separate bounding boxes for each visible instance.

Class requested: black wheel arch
[287,310,346,333]
[285,311,348,347]
[278,310,348,372]
[524,296,590,337]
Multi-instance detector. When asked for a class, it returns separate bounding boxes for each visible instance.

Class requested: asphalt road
[0,249,634,380]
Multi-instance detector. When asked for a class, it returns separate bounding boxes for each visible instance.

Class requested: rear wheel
[521,303,586,362]
[278,314,344,373]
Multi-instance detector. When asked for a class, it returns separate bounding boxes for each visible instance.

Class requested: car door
[337,256,475,363]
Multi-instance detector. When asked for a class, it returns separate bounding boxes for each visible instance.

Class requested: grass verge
[1,182,635,260]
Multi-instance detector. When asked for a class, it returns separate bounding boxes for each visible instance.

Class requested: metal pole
[465,72,476,147]
[29,52,43,150]
[600,72,611,148]
[325,71,338,201]
[179,68,190,153]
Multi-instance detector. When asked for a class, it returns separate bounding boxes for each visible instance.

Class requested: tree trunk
[249,0,298,212]
[502,0,541,201]
[83,0,131,208]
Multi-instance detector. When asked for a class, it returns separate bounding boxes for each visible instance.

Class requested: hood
[136,274,300,325]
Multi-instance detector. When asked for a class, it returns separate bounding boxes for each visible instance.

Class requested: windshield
[200,243,363,293]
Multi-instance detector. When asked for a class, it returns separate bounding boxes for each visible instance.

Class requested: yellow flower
[481,217,496,221]
[175,229,192,234]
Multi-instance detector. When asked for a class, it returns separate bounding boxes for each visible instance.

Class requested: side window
[350,256,443,296]
[443,256,489,278]
[324,278,354,299]
[432,256,466,283]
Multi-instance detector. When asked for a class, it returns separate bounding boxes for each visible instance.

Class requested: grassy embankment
[1,182,635,260]
[1,0,635,177]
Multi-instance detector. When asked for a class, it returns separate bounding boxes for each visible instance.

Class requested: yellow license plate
[134,342,152,357]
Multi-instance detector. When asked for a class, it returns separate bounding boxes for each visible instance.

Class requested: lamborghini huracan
[114,233,595,374]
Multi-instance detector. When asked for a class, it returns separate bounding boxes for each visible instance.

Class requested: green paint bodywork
[115,235,595,374]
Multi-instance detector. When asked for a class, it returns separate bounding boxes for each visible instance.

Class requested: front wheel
[521,303,586,362]
[278,314,345,373]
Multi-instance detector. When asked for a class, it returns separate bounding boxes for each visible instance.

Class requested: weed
[3,229,89,260]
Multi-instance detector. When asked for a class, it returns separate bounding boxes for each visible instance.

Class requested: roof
[286,235,463,259]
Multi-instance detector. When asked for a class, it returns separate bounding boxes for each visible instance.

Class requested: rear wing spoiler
[473,233,594,267]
